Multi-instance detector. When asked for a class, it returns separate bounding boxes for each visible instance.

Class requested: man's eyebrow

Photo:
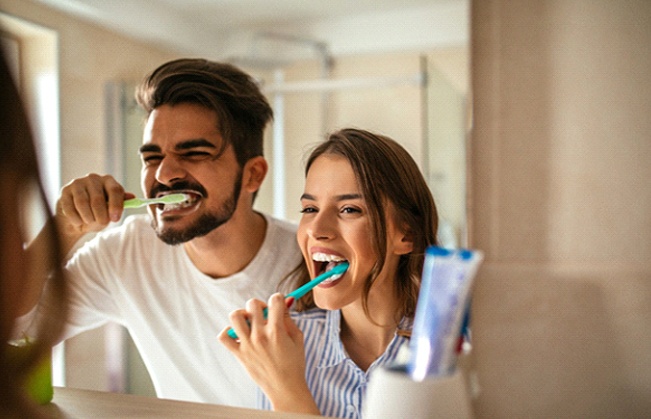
[300,193,362,201]
[139,144,160,154]
[174,139,218,151]
[139,139,218,154]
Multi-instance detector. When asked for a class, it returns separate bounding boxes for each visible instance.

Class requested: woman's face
[297,154,409,310]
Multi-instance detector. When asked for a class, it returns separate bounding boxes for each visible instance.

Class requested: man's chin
[151,213,230,245]
[155,228,193,246]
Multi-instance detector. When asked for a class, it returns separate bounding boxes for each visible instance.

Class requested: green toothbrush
[123,193,190,209]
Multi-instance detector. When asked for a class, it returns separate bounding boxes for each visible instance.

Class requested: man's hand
[55,173,134,249]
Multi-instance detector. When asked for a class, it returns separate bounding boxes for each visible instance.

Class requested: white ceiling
[35,0,468,61]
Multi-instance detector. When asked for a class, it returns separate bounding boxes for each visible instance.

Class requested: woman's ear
[242,156,268,193]
[392,226,414,256]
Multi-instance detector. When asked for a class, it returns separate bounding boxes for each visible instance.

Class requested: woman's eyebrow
[300,193,362,201]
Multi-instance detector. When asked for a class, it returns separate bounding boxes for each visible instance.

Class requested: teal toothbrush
[123,193,189,209]
[227,262,349,339]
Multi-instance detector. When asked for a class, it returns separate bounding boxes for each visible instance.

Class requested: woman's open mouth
[312,252,348,284]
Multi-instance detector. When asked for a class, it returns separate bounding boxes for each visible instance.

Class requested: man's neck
[182,210,267,278]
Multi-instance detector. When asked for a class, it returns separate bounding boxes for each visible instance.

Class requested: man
[19,58,302,407]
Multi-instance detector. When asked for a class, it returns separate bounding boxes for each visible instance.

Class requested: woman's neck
[340,298,401,372]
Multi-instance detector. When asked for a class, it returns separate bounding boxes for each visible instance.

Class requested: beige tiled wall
[469,0,651,416]
[0,0,178,391]
[0,0,177,185]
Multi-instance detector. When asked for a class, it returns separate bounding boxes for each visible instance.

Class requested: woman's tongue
[324,261,346,274]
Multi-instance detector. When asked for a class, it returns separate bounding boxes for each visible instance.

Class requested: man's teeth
[162,198,195,211]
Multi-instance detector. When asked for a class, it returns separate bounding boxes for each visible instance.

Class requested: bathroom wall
[469,0,651,416]
[0,0,177,391]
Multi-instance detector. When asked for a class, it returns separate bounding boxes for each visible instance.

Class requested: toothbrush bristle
[164,193,189,203]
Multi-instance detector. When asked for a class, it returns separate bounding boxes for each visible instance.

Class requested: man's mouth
[312,252,348,284]
[155,190,202,213]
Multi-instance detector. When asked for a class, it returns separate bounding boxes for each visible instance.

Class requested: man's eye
[183,151,212,159]
[142,155,162,165]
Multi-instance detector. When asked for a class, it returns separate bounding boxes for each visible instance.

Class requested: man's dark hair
[136,58,273,167]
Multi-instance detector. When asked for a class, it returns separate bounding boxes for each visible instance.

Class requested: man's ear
[242,156,268,193]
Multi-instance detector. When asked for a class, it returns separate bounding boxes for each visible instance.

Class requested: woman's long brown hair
[286,128,439,323]
[0,45,68,418]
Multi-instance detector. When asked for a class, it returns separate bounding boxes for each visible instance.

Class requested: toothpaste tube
[407,246,483,381]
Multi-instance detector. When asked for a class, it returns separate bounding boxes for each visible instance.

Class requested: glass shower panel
[425,63,467,248]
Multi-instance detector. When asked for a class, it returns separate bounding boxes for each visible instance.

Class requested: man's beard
[152,171,243,245]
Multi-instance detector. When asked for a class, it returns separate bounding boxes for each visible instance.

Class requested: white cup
[363,366,474,419]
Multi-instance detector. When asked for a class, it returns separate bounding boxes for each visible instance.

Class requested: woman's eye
[300,207,317,214]
[341,206,361,214]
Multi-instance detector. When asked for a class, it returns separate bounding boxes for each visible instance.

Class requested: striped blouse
[257,308,412,418]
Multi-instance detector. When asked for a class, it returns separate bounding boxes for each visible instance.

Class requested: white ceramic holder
[363,366,474,419]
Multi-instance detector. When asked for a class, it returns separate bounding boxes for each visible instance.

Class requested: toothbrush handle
[226,297,294,339]
[226,263,349,339]
[123,198,145,209]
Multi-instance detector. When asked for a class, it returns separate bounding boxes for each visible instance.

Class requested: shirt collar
[317,309,347,368]
[316,310,413,369]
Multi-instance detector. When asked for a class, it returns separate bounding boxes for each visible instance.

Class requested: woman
[0,46,68,418]
[219,128,438,418]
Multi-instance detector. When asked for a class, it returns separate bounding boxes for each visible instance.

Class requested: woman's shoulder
[291,306,327,319]
[290,308,346,346]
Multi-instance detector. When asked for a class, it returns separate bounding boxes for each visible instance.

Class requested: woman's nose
[308,211,336,240]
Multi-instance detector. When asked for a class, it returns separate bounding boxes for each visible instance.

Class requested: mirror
[110,47,470,249]
[3,0,470,398]
[108,47,470,397]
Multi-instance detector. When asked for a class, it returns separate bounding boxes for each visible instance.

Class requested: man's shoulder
[264,213,298,235]
[121,213,154,230]
[80,214,158,251]
[261,213,300,249]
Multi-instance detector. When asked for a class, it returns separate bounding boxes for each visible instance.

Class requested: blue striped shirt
[257,308,412,418]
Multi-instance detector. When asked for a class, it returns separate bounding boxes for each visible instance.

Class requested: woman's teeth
[312,253,347,284]
[312,252,346,263]
[322,271,344,284]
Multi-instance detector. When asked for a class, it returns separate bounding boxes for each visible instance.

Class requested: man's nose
[155,156,186,185]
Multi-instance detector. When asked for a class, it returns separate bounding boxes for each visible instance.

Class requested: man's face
[139,102,243,245]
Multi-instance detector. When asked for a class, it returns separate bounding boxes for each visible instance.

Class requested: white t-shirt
[54,213,301,407]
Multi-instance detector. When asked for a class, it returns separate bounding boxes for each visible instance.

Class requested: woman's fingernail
[285,297,295,308]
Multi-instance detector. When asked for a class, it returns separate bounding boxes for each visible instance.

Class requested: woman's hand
[218,293,320,414]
